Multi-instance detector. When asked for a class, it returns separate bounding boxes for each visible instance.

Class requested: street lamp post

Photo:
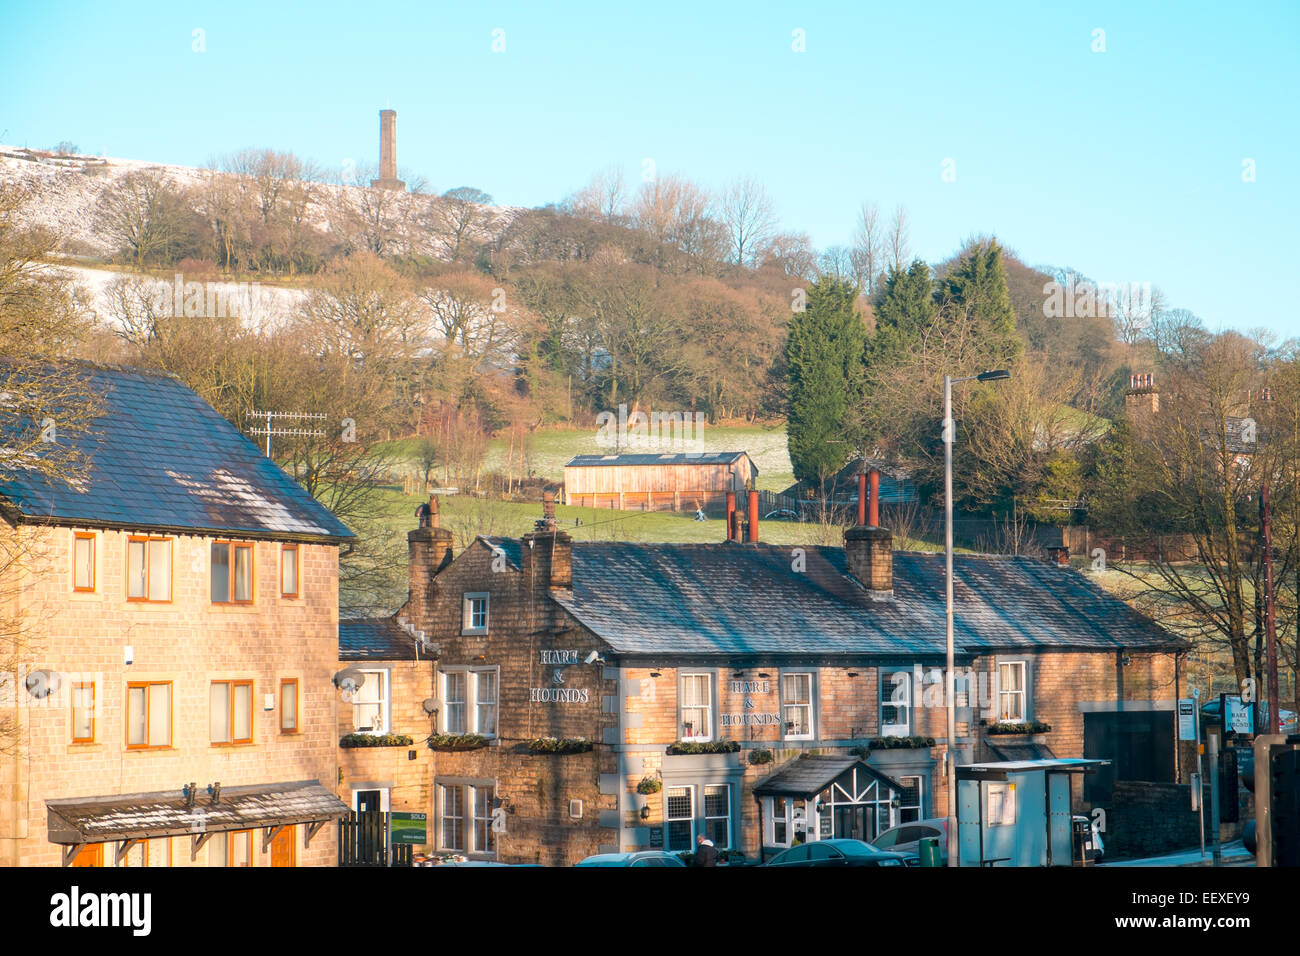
[944,369,1010,868]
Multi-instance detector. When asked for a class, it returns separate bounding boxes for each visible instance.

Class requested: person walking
[693,833,719,866]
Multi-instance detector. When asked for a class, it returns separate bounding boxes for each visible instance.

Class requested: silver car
[871,818,948,866]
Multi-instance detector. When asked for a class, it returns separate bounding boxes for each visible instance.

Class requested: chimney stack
[725,490,736,543]
[1125,371,1159,415]
[1045,545,1070,567]
[522,492,572,590]
[844,466,892,596]
[746,489,759,543]
[406,494,454,623]
[370,108,406,191]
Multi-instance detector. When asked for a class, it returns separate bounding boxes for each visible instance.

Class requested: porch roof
[753,755,905,799]
[46,780,349,846]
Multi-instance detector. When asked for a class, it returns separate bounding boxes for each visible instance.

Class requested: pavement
[1101,839,1254,867]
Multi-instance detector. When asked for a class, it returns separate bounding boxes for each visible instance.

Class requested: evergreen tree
[869,259,938,366]
[942,240,1022,366]
[785,277,866,490]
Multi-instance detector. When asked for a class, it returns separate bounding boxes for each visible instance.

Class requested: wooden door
[270,825,296,867]
[71,843,103,867]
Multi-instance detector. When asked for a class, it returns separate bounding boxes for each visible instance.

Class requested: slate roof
[340,617,419,661]
[753,755,904,798]
[0,363,352,541]
[475,538,1183,660]
[566,452,752,468]
[46,780,350,845]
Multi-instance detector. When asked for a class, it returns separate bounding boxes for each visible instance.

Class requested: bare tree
[720,176,777,268]
[851,200,883,295]
[886,204,910,273]
[434,187,494,262]
[565,164,627,222]
[94,168,189,266]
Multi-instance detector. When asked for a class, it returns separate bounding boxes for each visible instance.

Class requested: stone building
[383,481,1186,865]
[0,364,352,866]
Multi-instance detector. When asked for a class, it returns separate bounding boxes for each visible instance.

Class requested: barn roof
[566,451,753,468]
[0,363,352,542]
[475,538,1182,660]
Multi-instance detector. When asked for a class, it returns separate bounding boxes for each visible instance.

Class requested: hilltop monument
[370,108,405,191]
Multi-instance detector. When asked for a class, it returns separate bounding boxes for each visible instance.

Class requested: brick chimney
[746,489,759,543]
[522,491,572,590]
[406,494,454,623]
[1125,371,1159,416]
[845,468,892,596]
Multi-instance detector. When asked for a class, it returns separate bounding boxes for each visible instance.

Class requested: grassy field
[374,486,939,550]
[382,422,798,492]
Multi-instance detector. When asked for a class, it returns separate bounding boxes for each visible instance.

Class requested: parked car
[872,818,948,866]
[574,850,686,867]
[763,509,801,522]
[763,838,907,867]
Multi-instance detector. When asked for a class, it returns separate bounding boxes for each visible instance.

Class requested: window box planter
[527,736,593,755]
[987,721,1051,736]
[667,740,741,755]
[340,733,413,748]
[868,736,935,750]
[426,733,489,752]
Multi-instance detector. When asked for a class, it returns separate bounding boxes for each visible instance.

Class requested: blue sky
[3,1,1297,337]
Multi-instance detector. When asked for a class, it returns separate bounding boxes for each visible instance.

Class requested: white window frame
[880,669,911,737]
[665,785,696,851]
[679,672,714,741]
[780,671,815,741]
[766,796,795,847]
[462,592,490,635]
[437,781,497,857]
[349,787,391,812]
[352,669,390,734]
[703,784,732,850]
[897,775,925,823]
[998,660,1028,723]
[439,666,499,737]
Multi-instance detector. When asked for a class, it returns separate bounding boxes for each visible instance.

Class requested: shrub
[340,733,413,748]
[426,733,489,751]
[636,776,663,795]
[868,736,936,750]
[748,749,774,765]
[527,736,593,754]
[667,740,741,755]
[850,745,872,760]
[987,720,1052,735]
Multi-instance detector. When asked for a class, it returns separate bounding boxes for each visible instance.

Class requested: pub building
[382,477,1183,865]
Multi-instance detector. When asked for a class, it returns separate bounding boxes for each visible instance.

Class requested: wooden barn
[563,452,757,512]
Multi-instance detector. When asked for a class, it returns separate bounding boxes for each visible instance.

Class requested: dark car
[763,838,907,867]
[763,509,801,522]
[574,851,685,867]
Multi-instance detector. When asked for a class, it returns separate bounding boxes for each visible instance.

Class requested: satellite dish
[25,669,61,700]
[333,666,366,694]
[421,698,438,716]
